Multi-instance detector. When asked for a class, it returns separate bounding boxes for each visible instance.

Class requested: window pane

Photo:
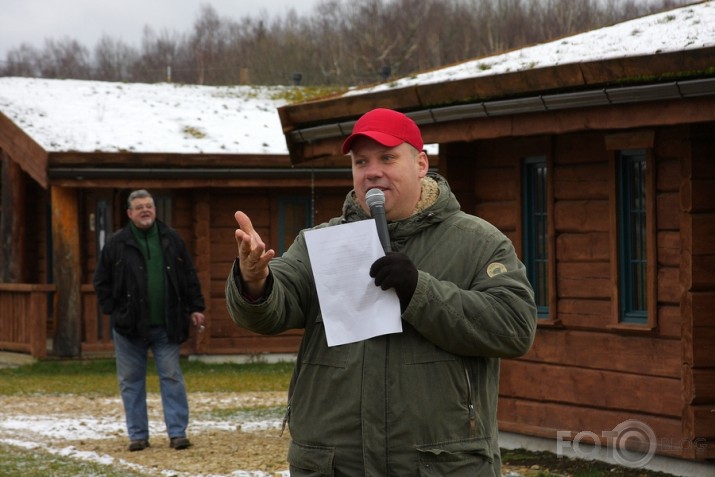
[523,157,549,318]
[618,150,647,323]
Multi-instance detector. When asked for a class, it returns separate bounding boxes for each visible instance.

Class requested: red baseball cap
[341,108,424,154]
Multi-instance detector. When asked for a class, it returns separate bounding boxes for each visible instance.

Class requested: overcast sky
[0,0,324,58]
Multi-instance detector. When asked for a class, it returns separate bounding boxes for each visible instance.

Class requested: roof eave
[279,46,715,164]
[0,111,49,188]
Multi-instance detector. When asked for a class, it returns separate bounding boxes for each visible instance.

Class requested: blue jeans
[113,327,189,441]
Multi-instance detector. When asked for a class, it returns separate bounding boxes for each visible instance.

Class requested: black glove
[369,252,418,312]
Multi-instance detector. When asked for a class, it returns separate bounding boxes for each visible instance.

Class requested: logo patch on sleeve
[487,262,507,277]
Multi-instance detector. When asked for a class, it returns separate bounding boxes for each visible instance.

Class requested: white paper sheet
[304,219,403,347]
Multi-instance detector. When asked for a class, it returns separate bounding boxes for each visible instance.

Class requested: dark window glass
[523,157,549,318]
[618,150,647,323]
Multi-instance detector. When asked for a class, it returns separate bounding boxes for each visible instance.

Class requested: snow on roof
[346,1,715,96]
[1,2,712,156]
[0,78,292,154]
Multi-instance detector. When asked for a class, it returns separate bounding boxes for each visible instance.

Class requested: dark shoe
[170,436,191,450]
[128,439,149,452]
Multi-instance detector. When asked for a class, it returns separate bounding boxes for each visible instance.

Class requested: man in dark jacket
[226,109,537,476]
[93,189,205,452]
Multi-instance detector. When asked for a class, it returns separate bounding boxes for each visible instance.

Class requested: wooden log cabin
[0,78,352,359]
[274,2,715,466]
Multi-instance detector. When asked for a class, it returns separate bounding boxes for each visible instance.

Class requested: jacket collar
[342,173,461,247]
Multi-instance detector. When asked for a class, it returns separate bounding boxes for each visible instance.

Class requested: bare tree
[94,36,138,82]
[130,26,186,83]
[0,0,693,85]
[189,4,228,84]
[38,38,91,79]
[0,43,42,77]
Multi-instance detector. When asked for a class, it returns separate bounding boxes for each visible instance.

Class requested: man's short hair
[127,189,153,209]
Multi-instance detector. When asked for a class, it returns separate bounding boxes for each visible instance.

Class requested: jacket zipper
[280,404,290,437]
[464,364,477,434]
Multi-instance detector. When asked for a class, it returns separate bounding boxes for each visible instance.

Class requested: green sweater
[130,222,165,326]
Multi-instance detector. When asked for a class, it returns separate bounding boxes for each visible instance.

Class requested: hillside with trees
[0,0,689,86]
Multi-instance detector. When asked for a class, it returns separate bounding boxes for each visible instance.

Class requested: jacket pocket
[287,440,335,476]
[301,315,348,368]
[112,300,136,335]
[417,437,494,476]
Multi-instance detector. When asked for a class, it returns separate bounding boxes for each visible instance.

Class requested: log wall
[443,126,711,459]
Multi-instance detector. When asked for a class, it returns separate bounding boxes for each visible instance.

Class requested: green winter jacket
[226,173,537,476]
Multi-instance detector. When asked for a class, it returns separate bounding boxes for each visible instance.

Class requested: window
[617,150,647,324]
[523,157,549,318]
[278,197,312,256]
[153,195,172,227]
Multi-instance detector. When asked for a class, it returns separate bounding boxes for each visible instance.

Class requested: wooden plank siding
[204,187,344,355]
[207,190,274,354]
[76,185,349,357]
[680,123,715,457]
[440,126,705,457]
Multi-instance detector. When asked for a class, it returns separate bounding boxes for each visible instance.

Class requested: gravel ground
[0,392,292,476]
[0,392,540,476]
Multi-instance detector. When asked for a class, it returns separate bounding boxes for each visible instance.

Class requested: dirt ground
[0,392,542,476]
[0,392,292,476]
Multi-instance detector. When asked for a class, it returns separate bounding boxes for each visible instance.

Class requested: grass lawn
[0,359,676,477]
[0,358,294,395]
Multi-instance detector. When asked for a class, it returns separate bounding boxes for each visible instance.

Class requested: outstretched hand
[369,252,418,312]
[234,211,275,297]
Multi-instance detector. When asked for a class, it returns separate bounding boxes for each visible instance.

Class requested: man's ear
[417,151,429,177]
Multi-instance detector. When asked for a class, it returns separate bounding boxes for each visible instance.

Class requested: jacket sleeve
[403,230,537,359]
[225,232,316,334]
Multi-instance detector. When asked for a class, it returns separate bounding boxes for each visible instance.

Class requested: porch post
[1,152,26,282]
[51,186,82,357]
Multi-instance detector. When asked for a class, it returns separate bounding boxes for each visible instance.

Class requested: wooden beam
[280,48,715,128]
[50,186,82,357]
[1,152,26,282]
[0,112,48,187]
[48,152,295,168]
[48,177,355,189]
[289,96,715,163]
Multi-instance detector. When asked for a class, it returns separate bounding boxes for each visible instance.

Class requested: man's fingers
[233,210,275,280]
[234,210,265,256]
[234,211,254,235]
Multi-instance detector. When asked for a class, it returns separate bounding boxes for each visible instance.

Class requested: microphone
[365,188,391,253]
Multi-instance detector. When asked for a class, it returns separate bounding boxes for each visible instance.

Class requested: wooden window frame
[606,131,657,332]
[518,151,558,326]
[277,196,312,256]
[522,156,550,319]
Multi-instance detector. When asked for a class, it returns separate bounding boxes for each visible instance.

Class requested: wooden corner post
[51,186,82,357]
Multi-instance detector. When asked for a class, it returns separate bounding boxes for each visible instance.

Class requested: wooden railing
[0,283,56,358]
[3,283,292,359]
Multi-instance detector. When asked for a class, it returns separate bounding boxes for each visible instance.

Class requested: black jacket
[93,220,205,343]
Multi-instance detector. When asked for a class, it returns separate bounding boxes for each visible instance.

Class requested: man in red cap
[226,108,537,476]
